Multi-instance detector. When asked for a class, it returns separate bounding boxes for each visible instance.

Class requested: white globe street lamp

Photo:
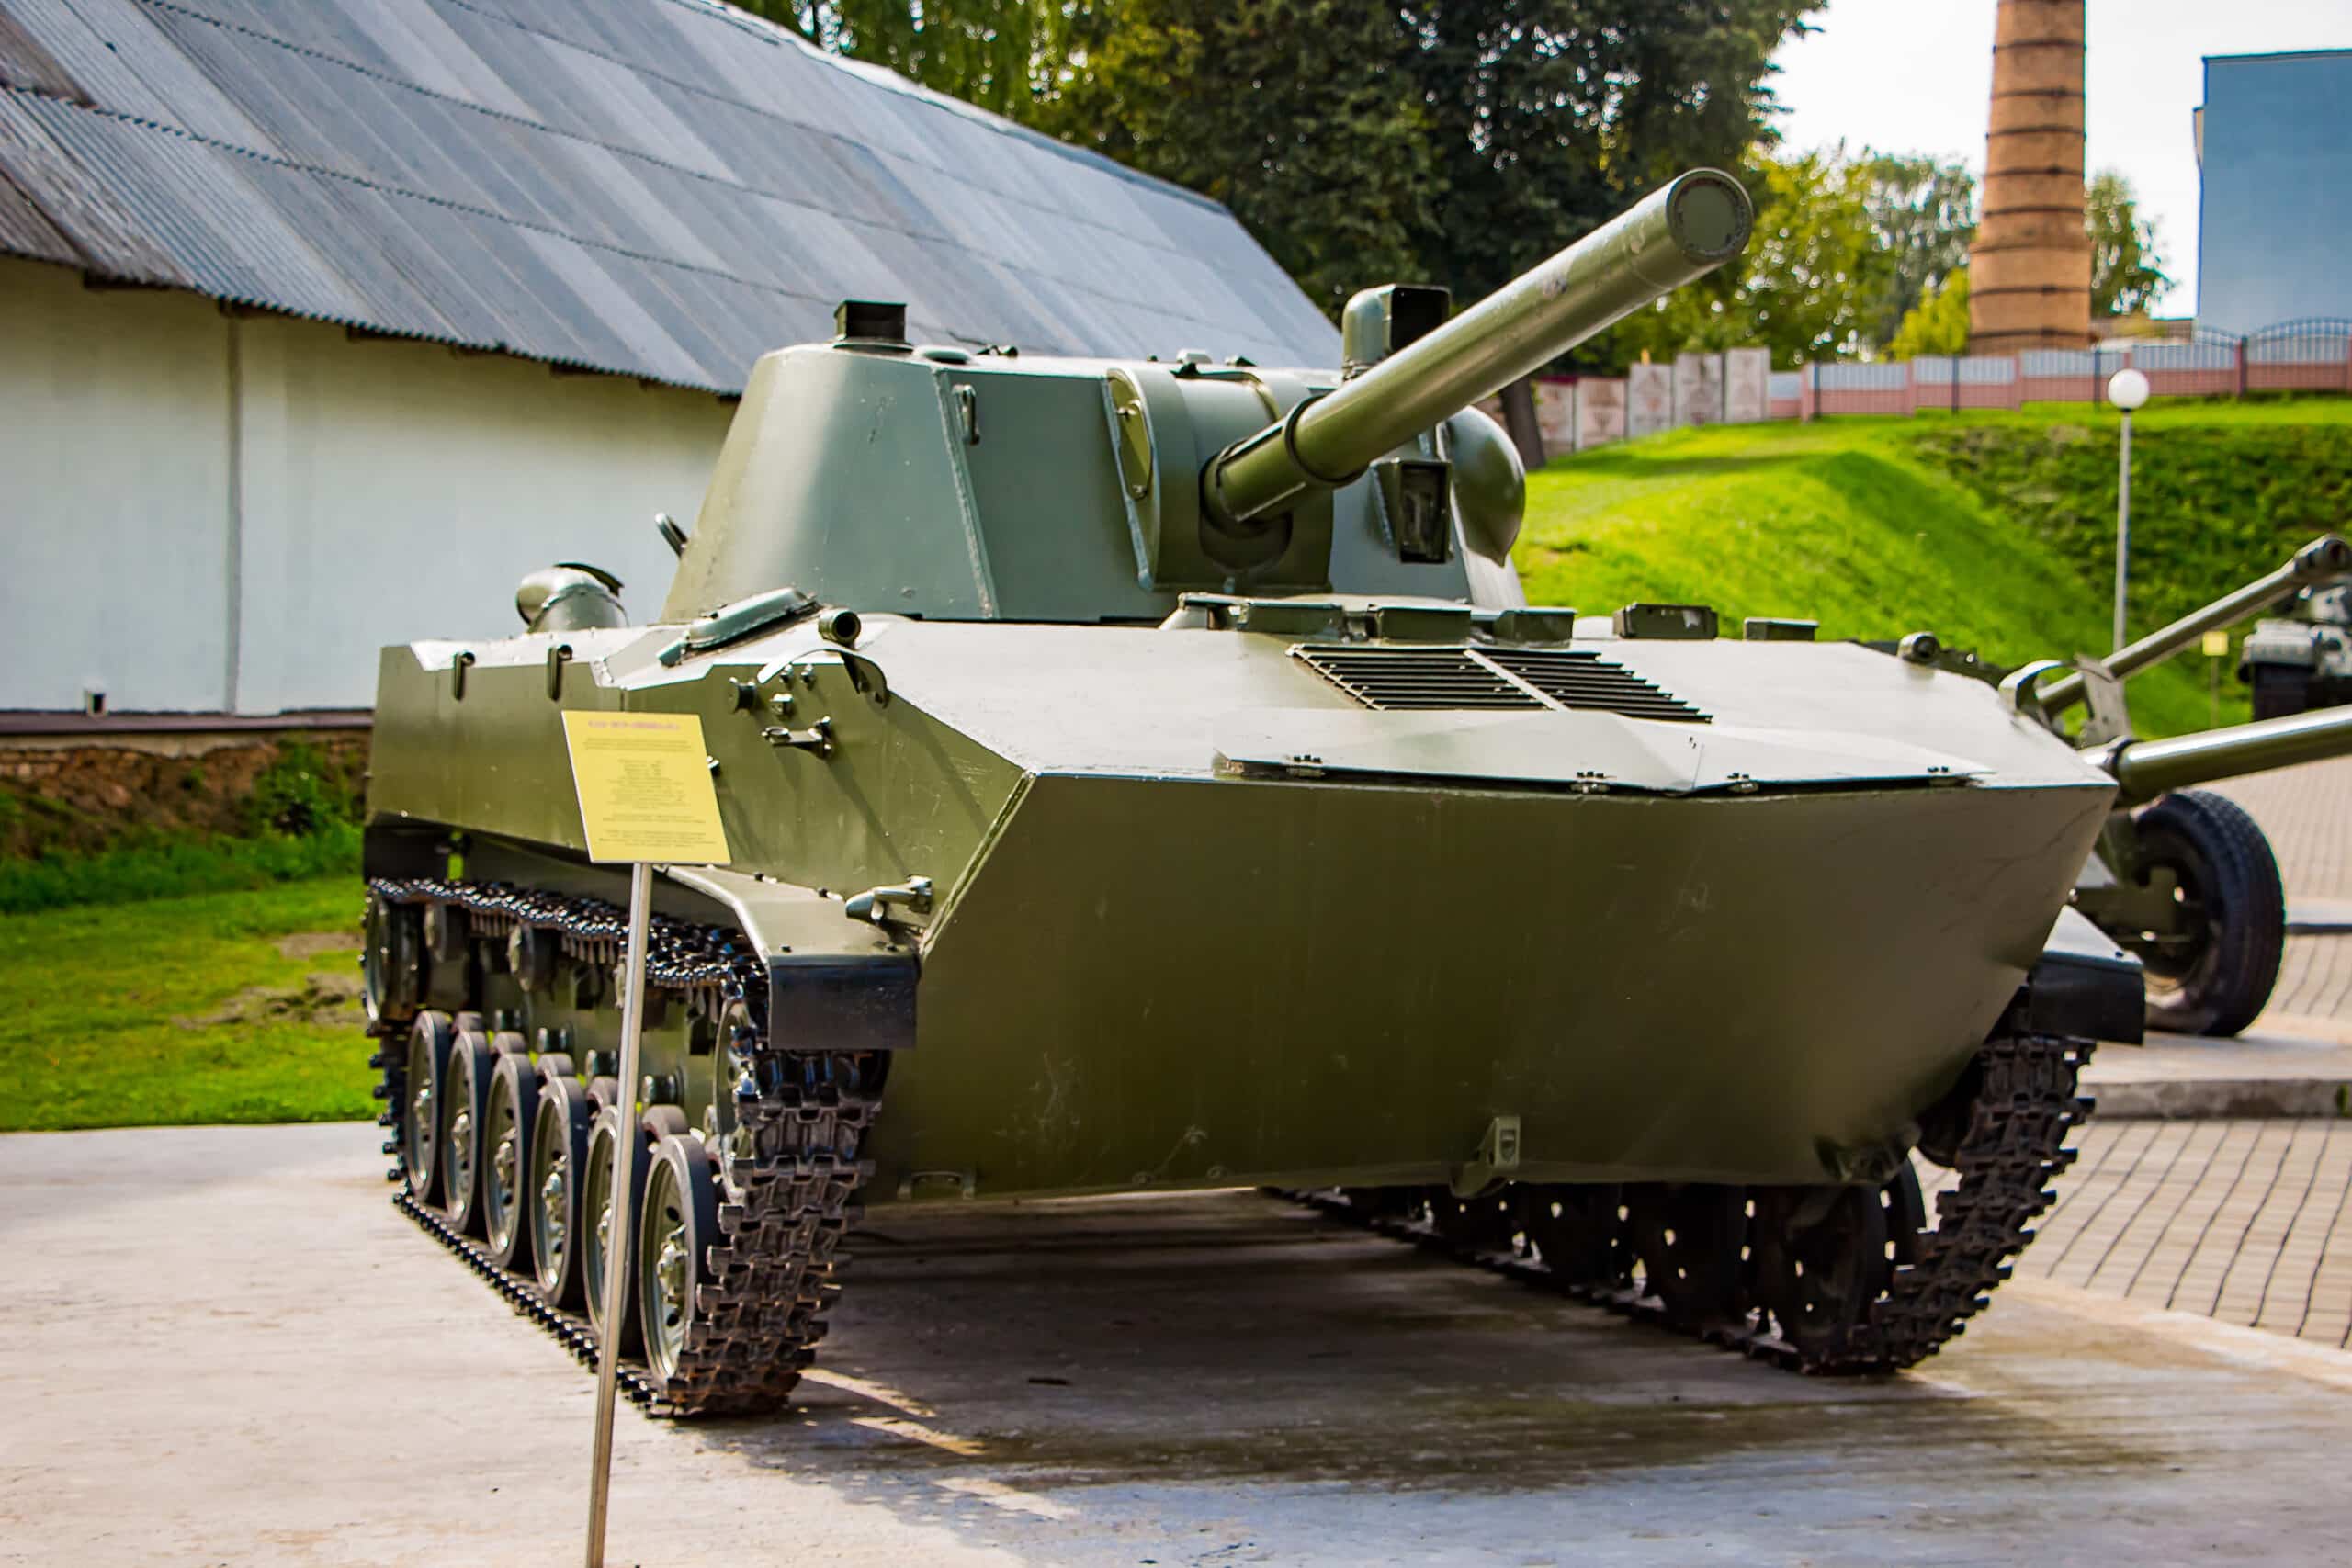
[2108,368,2152,653]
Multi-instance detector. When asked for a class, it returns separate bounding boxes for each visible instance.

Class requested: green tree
[2086,169,2170,318]
[729,2,1096,117]
[1598,150,1886,370]
[1856,152,1975,349]
[1033,1,1438,318]
[1885,265,1970,359]
[1037,0,1822,452]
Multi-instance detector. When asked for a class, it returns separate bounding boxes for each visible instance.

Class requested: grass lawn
[1512,402,2352,738]
[0,877,371,1131]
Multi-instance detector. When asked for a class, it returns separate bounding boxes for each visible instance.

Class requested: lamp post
[2107,367,2151,652]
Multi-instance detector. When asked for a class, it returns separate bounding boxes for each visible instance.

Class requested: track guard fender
[2016,906,2144,1045]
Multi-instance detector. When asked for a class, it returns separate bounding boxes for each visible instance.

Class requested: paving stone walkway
[1924,1118,2352,1348]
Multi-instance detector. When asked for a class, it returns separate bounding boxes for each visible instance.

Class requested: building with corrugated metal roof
[0,0,1333,724]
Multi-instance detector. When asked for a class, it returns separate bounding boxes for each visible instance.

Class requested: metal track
[368,876,882,1418]
[1290,1032,2093,1374]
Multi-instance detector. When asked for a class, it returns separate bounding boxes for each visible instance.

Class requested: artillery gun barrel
[1204,169,1755,528]
[2040,534,2352,715]
[2101,704,2352,806]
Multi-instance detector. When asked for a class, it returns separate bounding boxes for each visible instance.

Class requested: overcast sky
[1768,0,2349,316]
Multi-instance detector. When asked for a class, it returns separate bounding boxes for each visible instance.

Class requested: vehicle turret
[664,171,1752,625]
[1197,169,1753,547]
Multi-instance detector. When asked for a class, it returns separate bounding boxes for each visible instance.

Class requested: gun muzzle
[1203,169,1754,529]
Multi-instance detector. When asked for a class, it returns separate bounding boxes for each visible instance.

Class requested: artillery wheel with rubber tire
[2132,789,2286,1038]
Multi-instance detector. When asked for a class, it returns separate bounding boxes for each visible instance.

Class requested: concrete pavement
[5,1122,2350,1566]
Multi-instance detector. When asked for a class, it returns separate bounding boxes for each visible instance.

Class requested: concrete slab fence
[1499,321,2352,460]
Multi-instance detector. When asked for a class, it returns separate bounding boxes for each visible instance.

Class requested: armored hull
[374,622,2111,1199]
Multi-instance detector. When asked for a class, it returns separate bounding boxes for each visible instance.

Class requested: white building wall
[0,258,734,715]
[1,260,235,713]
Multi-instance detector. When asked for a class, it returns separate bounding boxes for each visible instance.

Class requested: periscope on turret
[356,169,2222,1415]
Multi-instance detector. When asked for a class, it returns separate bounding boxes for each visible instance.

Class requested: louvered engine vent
[1295,647,1541,710]
[1484,648,1710,722]
[1295,645,1708,723]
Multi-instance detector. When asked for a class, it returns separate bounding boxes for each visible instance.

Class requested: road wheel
[440,1029,497,1236]
[400,1011,454,1204]
[482,1052,538,1272]
[2134,789,2286,1038]
[2249,664,2310,720]
[529,1075,594,1309]
[1623,1184,1747,1326]
[1430,1187,1520,1253]
[1752,1183,1892,1361]
[1516,1184,1628,1286]
[639,1134,721,1393]
[582,1105,646,1357]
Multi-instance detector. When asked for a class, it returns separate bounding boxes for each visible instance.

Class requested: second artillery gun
[2005,536,2352,1034]
[356,168,2352,1418]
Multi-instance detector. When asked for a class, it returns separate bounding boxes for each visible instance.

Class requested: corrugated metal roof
[0,0,1336,389]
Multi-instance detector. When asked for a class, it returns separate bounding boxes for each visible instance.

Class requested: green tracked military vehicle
[2243,578,2352,719]
[358,168,2352,1414]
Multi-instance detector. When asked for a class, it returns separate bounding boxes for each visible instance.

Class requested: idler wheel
[639,1134,721,1390]
[439,1028,497,1237]
[1515,1184,1629,1286]
[582,1105,647,1357]
[482,1050,539,1272]
[362,895,425,1028]
[529,1074,594,1310]
[399,1011,455,1204]
[1623,1184,1748,1326]
[1752,1182,1894,1360]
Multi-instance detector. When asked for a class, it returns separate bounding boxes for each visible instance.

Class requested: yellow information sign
[561,711,731,865]
[2201,630,2232,658]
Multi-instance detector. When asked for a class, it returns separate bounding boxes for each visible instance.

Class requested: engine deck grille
[1295,647,1539,709]
[1294,645,1708,722]
[1484,648,1710,722]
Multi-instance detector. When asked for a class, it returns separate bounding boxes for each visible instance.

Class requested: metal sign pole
[584,859,655,1568]
[2114,410,2133,653]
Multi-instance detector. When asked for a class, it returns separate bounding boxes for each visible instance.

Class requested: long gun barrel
[2039,534,2352,716]
[2099,705,2352,806]
[1203,169,1755,529]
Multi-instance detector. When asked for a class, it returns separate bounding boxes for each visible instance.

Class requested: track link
[368,876,882,1418]
[1290,1031,2093,1374]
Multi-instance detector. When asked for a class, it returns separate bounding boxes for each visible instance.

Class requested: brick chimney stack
[1968,0,2092,353]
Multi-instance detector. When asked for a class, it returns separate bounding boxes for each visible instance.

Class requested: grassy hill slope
[1513,400,2352,738]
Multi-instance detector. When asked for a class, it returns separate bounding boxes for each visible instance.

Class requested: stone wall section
[0,731,368,859]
